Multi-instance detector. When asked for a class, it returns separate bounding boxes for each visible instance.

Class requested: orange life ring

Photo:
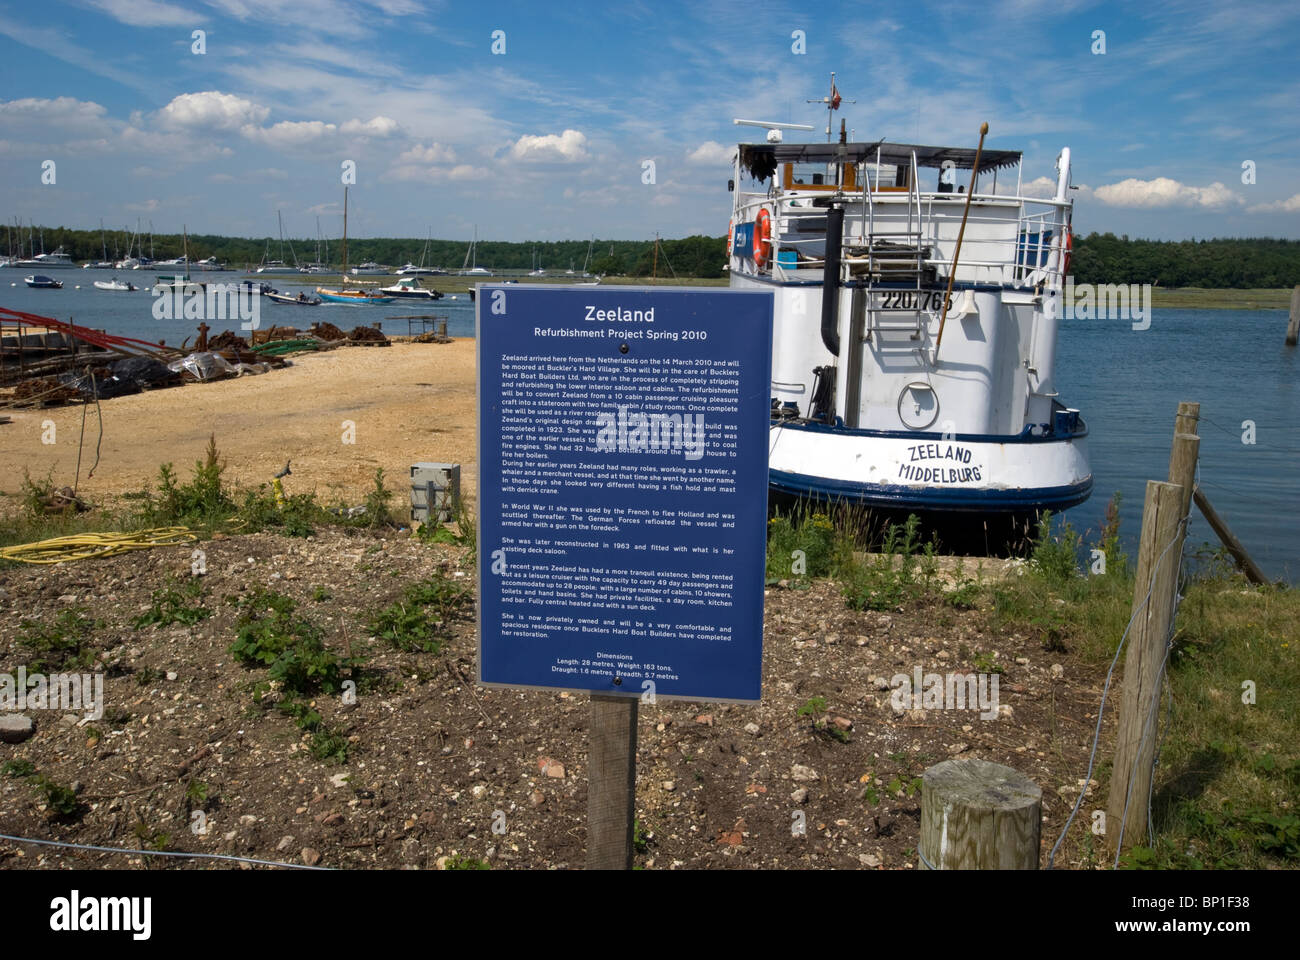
[727,219,734,257]
[1062,228,1073,276]
[753,208,772,268]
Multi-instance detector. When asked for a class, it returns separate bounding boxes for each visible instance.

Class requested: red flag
[830,82,841,110]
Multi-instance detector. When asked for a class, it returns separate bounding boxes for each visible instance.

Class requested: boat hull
[316,290,394,304]
[768,420,1091,514]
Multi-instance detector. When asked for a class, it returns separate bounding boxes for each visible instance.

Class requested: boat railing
[735,188,1069,287]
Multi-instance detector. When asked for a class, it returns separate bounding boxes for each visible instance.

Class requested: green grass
[2,440,406,556]
[1148,287,1293,310]
[763,494,1299,868]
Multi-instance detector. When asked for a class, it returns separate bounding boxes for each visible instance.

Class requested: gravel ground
[0,526,1111,870]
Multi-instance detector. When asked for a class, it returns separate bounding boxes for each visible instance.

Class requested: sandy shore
[0,339,478,509]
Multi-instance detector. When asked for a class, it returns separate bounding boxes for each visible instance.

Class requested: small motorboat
[267,291,322,306]
[93,278,138,292]
[378,277,442,300]
[24,275,63,289]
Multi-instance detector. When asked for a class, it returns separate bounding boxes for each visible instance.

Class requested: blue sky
[1,0,1297,246]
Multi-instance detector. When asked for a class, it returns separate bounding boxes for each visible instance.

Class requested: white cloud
[1092,177,1241,209]
[686,141,733,165]
[340,115,400,137]
[1247,193,1300,214]
[242,119,338,147]
[85,0,193,27]
[397,142,456,164]
[158,92,270,131]
[509,129,588,163]
[1003,175,1057,198]
[208,173,236,183]
[0,96,108,122]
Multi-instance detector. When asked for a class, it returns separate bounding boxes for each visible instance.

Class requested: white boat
[727,87,1090,534]
[350,261,389,275]
[16,248,76,269]
[378,276,441,300]
[93,278,138,291]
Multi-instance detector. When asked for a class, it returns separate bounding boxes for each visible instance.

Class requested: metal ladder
[864,157,930,343]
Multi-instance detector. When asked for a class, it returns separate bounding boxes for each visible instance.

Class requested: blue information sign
[477,285,773,703]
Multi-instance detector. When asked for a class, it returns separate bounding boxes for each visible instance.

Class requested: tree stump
[920,758,1042,869]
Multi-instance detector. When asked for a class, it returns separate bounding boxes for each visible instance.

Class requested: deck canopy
[739,141,1022,182]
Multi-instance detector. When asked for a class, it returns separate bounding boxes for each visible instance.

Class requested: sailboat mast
[342,187,349,276]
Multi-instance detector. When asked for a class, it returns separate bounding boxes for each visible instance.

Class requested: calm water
[4,272,1295,581]
[1,267,479,344]
[1055,308,1297,583]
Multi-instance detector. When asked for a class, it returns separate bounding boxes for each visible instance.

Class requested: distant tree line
[2,224,729,278]
[1071,234,1300,288]
[6,223,1298,287]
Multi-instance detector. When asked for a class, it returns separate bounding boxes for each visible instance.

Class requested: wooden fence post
[1168,432,1200,523]
[1107,479,1184,854]
[587,694,638,870]
[919,759,1041,869]
[1192,487,1270,586]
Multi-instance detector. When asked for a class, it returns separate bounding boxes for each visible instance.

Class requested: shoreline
[0,339,478,507]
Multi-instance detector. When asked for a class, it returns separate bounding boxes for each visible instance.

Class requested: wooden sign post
[586,695,638,870]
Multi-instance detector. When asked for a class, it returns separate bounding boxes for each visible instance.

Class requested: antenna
[806,71,855,142]
[733,118,815,143]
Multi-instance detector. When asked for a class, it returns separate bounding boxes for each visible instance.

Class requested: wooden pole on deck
[587,694,638,869]
[934,122,989,355]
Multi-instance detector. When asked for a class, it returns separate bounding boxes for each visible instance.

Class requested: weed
[1031,511,1082,585]
[368,575,470,654]
[134,666,165,687]
[633,819,652,855]
[17,609,102,673]
[230,589,357,698]
[2,759,36,778]
[32,775,81,819]
[444,854,490,870]
[796,695,850,743]
[133,575,212,629]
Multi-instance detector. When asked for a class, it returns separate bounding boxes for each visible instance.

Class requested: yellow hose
[0,527,197,564]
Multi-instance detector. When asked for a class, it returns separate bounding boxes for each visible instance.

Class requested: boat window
[783,161,857,192]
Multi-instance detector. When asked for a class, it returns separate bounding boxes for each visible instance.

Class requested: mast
[807,71,854,142]
[278,210,285,263]
[183,224,190,280]
[342,186,349,276]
